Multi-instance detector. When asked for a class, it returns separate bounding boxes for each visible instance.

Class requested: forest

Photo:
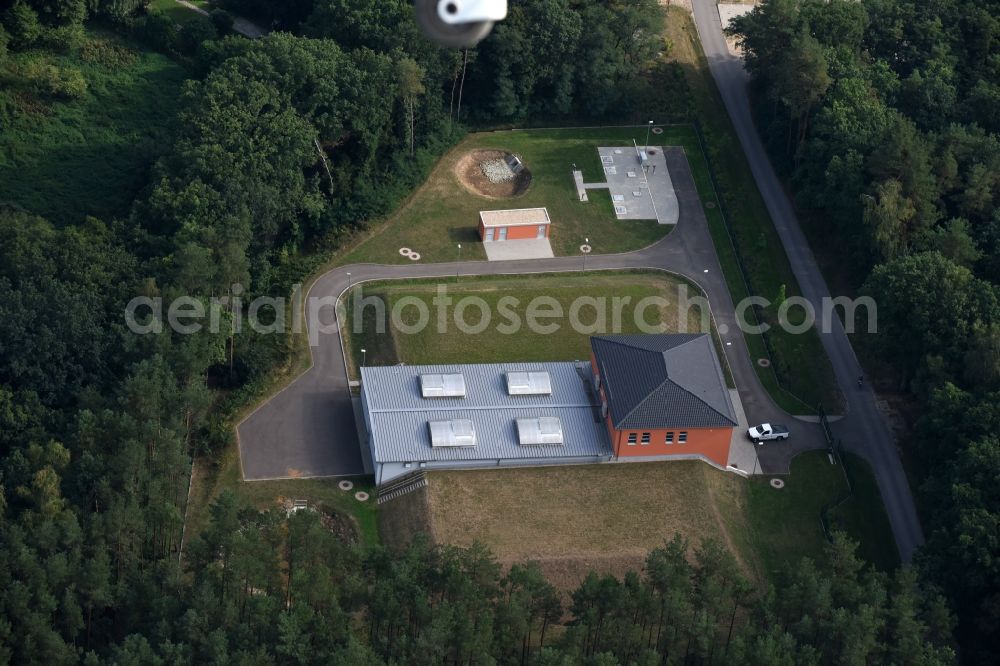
[0,0,990,663]
[728,0,1000,661]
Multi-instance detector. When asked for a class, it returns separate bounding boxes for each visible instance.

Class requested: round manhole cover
[580,244,592,254]
[757,358,771,368]
[770,478,785,490]
[354,491,370,502]
[409,252,421,261]
[399,247,412,256]
[338,480,354,491]
[652,127,664,135]
[705,201,717,209]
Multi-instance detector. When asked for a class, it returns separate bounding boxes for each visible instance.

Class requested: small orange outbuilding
[590,334,737,468]
[479,208,551,242]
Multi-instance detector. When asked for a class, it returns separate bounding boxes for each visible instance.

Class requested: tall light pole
[582,237,590,272]
[456,243,462,277]
[644,120,654,150]
[347,271,352,288]
[361,348,367,367]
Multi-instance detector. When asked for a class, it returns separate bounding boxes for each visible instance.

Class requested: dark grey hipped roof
[591,334,737,429]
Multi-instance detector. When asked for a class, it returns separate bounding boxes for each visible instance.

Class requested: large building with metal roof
[359,334,738,486]
[360,362,613,486]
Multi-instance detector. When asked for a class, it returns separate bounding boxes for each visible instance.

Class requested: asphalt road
[691,0,924,562]
[237,147,825,482]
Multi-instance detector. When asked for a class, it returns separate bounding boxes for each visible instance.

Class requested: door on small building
[537,225,546,239]
[499,227,508,241]
[485,228,494,242]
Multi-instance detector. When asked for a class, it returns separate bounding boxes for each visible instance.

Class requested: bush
[3,0,43,49]
[177,19,218,56]
[25,61,88,100]
[0,26,9,63]
[92,0,147,22]
[80,37,139,68]
[131,12,178,54]
[41,23,86,53]
[210,9,235,35]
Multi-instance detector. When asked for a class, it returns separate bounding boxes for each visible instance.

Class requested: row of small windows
[627,431,688,445]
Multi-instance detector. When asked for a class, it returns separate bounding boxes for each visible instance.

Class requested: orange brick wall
[609,423,733,467]
[479,222,550,241]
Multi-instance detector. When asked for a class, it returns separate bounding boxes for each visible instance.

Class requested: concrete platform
[578,147,679,225]
[726,388,764,476]
[483,238,555,261]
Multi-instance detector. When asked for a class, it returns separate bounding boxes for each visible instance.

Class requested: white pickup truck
[747,423,790,443]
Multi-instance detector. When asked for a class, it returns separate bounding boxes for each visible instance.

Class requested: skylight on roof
[516,417,564,446]
[420,373,466,398]
[428,420,477,448]
[506,371,552,396]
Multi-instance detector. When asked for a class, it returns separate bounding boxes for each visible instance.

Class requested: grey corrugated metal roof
[362,362,592,412]
[591,334,736,429]
[361,363,610,464]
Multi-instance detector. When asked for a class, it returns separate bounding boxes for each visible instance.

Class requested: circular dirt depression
[455,150,533,199]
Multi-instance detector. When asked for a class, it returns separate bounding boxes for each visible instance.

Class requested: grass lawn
[390,449,898,591]
[0,29,187,226]
[342,271,719,379]
[341,122,837,413]
[405,462,755,591]
[149,0,214,26]
[744,450,899,578]
[663,8,840,415]
[341,127,675,265]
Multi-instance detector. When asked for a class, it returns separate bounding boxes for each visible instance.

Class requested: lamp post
[347,272,352,288]
[456,243,462,277]
[644,120,654,150]
[361,348,367,367]
[582,237,590,272]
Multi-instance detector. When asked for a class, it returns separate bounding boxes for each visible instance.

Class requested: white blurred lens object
[414,0,508,47]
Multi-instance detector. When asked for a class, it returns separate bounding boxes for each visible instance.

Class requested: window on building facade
[665,432,674,444]
[641,432,651,445]
[627,433,637,445]
[679,431,688,443]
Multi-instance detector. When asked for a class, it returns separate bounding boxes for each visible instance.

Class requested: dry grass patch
[421,462,753,590]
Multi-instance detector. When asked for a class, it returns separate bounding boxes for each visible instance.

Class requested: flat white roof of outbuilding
[479,208,551,228]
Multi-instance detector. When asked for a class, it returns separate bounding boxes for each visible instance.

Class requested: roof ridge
[663,378,736,426]
[665,332,709,349]
[662,336,737,426]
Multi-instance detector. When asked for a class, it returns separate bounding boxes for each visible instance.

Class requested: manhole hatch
[355,491,370,502]
[770,478,785,490]
[338,480,354,491]
[757,358,771,368]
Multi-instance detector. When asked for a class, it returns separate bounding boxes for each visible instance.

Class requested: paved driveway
[237,147,826,481]
[691,0,923,562]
